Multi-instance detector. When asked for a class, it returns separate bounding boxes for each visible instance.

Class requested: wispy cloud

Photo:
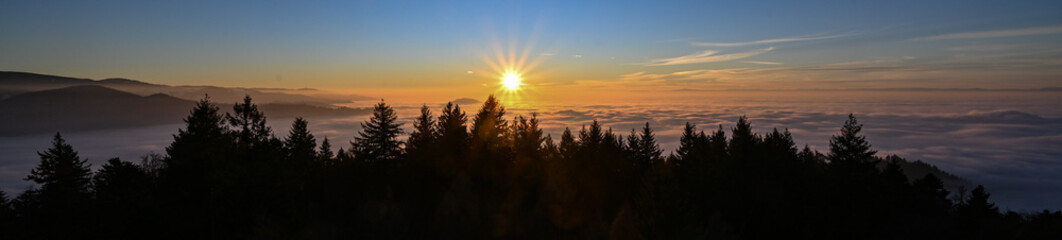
[742,60,783,65]
[915,24,1062,40]
[646,47,773,66]
[691,33,850,47]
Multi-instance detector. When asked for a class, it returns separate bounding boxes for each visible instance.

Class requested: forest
[1,95,1060,239]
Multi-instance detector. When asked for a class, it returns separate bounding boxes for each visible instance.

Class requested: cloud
[947,44,1020,52]
[3,96,1062,211]
[646,47,773,66]
[691,33,850,47]
[914,24,1062,41]
[742,60,783,65]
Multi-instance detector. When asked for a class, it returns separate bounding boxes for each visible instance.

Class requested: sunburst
[477,27,549,106]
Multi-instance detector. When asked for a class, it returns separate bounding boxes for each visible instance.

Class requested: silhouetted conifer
[407,104,437,156]
[352,99,404,164]
[675,122,709,164]
[629,122,662,169]
[21,133,94,238]
[162,96,234,238]
[471,95,508,149]
[559,127,577,161]
[317,137,335,166]
[93,158,155,238]
[828,114,879,174]
[961,185,998,215]
[728,116,760,161]
[284,117,317,164]
[226,95,272,145]
[26,133,93,198]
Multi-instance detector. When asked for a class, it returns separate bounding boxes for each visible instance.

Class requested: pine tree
[471,95,507,147]
[23,133,94,238]
[629,122,662,168]
[161,96,233,238]
[708,125,729,162]
[559,127,577,161]
[407,104,437,155]
[226,95,272,145]
[579,120,606,150]
[318,137,335,167]
[675,122,703,162]
[436,102,470,158]
[166,97,230,170]
[913,173,952,212]
[728,116,759,161]
[959,185,999,216]
[93,158,154,238]
[284,117,318,163]
[26,133,93,197]
[352,99,404,164]
[827,114,879,174]
[509,114,544,154]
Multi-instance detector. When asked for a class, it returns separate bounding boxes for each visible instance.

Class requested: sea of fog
[2,91,1060,211]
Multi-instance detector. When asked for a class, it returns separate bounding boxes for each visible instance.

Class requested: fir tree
[226,95,272,145]
[728,116,759,161]
[471,95,507,147]
[317,137,335,167]
[284,117,318,163]
[675,122,706,162]
[407,104,437,155]
[559,127,577,161]
[26,133,93,197]
[827,114,879,174]
[352,99,404,164]
[959,185,999,216]
[436,102,470,158]
[22,133,94,238]
[92,158,155,238]
[630,122,662,168]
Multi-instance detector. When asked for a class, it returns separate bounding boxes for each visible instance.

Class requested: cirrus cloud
[646,47,774,66]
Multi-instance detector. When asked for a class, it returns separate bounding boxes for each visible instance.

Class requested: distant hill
[0,85,371,136]
[0,85,194,136]
[0,71,374,104]
[881,157,972,194]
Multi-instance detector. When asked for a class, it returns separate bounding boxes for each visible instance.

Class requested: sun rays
[476,25,549,107]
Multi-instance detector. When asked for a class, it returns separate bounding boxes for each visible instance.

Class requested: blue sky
[1,0,1060,99]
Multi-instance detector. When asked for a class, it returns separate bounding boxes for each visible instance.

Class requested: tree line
[0,95,1059,239]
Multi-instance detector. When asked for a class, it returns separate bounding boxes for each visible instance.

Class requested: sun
[502,72,521,90]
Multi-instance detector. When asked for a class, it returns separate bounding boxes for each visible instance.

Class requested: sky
[2,0,1062,102]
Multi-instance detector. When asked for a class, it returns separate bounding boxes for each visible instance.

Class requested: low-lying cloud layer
[1,92,1060,211]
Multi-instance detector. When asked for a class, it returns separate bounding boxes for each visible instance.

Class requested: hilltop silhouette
[0,84,371,136]
[0,71,372,104]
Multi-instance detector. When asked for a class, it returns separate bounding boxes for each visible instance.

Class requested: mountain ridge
[0,85,371,136]
[0,71,373,104]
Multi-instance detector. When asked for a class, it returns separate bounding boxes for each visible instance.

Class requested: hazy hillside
[0,71,373,104]
[0,85,194,135]
[0,85,371,136]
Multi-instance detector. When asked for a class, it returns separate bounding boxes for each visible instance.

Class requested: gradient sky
[2,0,1061,101]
